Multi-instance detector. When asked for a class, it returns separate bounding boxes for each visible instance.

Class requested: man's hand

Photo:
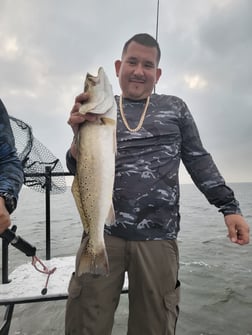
[225,214,250,245]
[0,197,11,234]
[67,92,100,159]
[67,92,99,133]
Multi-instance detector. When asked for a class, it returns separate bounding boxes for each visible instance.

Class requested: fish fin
[101,117,117,154]
[105,204,115,226]
[77,241,109,277]
[72,176,89,233]
[101,117,116,126]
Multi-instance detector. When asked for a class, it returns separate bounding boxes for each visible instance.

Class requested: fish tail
[77,242,109,277]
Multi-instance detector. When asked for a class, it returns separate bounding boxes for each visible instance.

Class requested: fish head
[79,67,115,118]
[84,67,104,95]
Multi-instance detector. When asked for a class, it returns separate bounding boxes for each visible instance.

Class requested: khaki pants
[65,235,180,335]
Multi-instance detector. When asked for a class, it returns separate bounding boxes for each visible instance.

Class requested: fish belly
[72,121,115,276]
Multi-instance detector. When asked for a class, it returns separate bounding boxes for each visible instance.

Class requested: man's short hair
[122,33,161,64]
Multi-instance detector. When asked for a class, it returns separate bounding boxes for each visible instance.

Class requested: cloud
[184,74,208,90]
[0,0,251,183]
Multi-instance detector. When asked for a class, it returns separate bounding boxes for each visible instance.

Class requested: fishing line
[1,226,57,295]
[32,256,57,295]
[154,0,160,94]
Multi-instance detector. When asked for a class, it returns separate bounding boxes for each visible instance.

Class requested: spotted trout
[72,67,117,276]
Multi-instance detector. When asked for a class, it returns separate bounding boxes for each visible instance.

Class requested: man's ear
[155,68,162,84]
[114,60,121,77]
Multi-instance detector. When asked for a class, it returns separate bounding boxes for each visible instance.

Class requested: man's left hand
[225,214,250,245]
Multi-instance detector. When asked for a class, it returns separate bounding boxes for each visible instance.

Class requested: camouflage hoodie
[67,94,241,241]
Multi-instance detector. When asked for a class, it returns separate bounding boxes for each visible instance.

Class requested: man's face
[115,41,162,100]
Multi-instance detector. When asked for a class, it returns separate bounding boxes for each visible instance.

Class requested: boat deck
[0,256,128,334]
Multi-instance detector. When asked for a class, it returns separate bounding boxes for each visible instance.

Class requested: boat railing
[0,167,129,335]
[1,167,73,284]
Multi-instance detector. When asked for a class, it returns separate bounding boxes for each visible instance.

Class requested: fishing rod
[0,226,56,295]
[1,226,36,257]
[155,0,160,42]
[154,0,160,94]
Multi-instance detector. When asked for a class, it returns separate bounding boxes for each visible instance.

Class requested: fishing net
[9,116,66,194]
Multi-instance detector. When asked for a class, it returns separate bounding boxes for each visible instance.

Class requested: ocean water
[0,182,251,335]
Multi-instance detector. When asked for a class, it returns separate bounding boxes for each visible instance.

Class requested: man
[0,99,24,234]
[65,33,250,335]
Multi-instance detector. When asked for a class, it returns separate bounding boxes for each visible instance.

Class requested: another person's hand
[225,214,250,245]
[0,197,11,234]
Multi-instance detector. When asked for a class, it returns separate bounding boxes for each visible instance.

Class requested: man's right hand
[68,92,90,136]
[68,92,100,132]
[67,92,100,159]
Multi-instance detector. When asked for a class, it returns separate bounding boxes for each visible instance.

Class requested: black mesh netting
[9,116,66,194]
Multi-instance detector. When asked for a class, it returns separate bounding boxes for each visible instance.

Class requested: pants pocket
[68,272,82,299]
[163,280,180,334]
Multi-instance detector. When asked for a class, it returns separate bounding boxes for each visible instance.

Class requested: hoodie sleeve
[0,99,24,210]
[66,149,76,175]
[180,100,241,216]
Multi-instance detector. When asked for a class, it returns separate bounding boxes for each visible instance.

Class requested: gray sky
[1,0,251,183]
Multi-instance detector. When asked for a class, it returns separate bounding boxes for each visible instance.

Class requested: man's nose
[133,64,144,76]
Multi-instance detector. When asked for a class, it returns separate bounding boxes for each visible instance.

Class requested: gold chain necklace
[119,95,150,132]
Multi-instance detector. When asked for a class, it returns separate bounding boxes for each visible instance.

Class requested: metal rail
[1,168,72,284]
